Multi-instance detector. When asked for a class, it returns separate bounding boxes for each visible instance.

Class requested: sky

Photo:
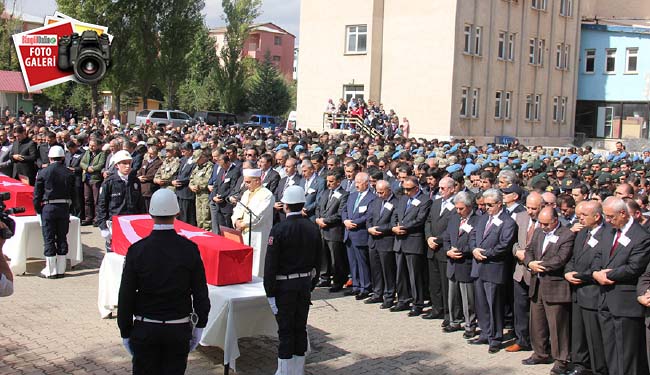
[15,0,301,42]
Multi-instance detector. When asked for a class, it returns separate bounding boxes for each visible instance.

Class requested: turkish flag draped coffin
[111,215,253,286]
[0,175,36,216]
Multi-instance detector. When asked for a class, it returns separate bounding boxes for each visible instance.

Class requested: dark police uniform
[96,171,146,251]
[118,225,210,374]
[33,160,74,259]
[264,212,322,360]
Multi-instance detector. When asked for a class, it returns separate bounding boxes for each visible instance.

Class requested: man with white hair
[232,168,275,276]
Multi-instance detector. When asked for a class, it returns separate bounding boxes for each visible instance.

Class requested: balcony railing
[322,113,382,139]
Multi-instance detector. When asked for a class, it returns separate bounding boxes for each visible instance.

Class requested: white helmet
[48,145,65,158]
[111,150,133,165]
[281,185,306,204]
[149,189,180,216]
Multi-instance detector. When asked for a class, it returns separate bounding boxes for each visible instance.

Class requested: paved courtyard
[0,227,554,374]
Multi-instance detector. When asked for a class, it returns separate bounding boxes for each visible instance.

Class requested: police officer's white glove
[122,338,133,356]
[267,297,278,315]
[189,327,203,351]
[100,229,110,239]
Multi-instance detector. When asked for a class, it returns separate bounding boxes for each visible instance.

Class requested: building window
[555,43,570,70]
[346,25,367,54]
[463,25,472,54]
[471,88,480,118]
[495,91,503,119]
[553,96,568,123]
[553,97,559,122]
[626,47,638,74]
[498,32,506,60]
[560,0,573,16]
[272,55,281,63]
[474,26,482,56]
[532,0,547,11]
[529,38,545,66]
[343,84,364,102]
[605,48,616,73]
[460,87,469,117]
[508,34,516,61]
[564,44,570,69]
[561,97,567,123]
[534,94,542,121]
[585,49,596,73]
[526,94,534,121]
[463,24,482,56]
[504,91,512,119]
[274,36,282,46]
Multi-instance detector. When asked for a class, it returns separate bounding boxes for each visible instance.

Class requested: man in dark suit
[366,180,398,308]
[273,158,302,222]
[468,188,516,354]
[36,131,59,170]
[442,191,480,337]
[522,207,575,374]
[315,168,349,292]
[390,176,432,316]
[259,153,280,194]
[10,126,37,185]
[591,196,650,375]
[299,160,325,222]
[209,153,241,234]
[0,128,13,177]
[173,143,197,226]
[565,200,608,375]
[64,141,85,219]
[636,260,650,369]
[424,177,457,323]
[342,172,375,299]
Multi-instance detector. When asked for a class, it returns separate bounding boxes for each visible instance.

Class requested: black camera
[58,30,111,85]
[0,192,23,239]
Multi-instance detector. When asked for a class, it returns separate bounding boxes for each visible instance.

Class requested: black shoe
[343,289,359,297]
[55,273,65,279]
[522,356,554,365]
[550,362,570,375]
[355,292,370,300]
[564,367,592,375]
[463,330,476,339]
[364,296,383,304]
[380,301,394,309]
[389,303,410,312]
[81,220,93,226]
[421,311,443,320]
[92,221,99,227]
[39,273,58,279]
[468,337,488,345]
[440,319,450,328]
[443,324,462,333]
[488,345,501,354]
[316,279,331,287]
[407,307,423,317]
[328,285,343,293]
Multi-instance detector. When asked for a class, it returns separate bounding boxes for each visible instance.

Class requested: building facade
[576,24,650,140]
[297,0,583,145]
[210,22,296,81]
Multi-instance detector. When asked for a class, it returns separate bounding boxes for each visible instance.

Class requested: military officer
[153,142,180,192]
[33,145,74,279]
[118,189,210,374]
[96,150,146,252]
[264,185,322,375]
[189,149,213,231]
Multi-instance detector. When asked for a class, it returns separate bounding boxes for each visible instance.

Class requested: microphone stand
[234,200,260,245]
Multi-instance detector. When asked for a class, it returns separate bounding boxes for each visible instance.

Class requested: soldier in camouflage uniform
[189,149,213,231]
[153,142,180,192]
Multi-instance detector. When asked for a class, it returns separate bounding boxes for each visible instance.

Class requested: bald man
[522,207,575,374]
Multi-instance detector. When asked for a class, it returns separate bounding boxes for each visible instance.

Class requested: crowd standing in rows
[7,107,650,375]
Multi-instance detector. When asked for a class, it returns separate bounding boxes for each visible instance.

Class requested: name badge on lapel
[492,217,503,227]
[263,182,268,187]
[618,234,631,247]
[548,234,559,243]
[359,206,367,213]
[224,178,231,183]
[288,179,295,186]
[444,202,454,211]
[411,198,421,207]
[460,223,473,233]
[511,212,517,220]
[384,202,394,211]
[307,188,316,194]
[332,191,342,200]
[587,237,598,247]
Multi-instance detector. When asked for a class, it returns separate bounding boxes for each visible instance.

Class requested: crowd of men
[5,109,650,374]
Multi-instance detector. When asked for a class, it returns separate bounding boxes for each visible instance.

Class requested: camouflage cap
[146,137,158,146]
[414,156,425,165]
[165,142,177,150]
[334,147,345,156]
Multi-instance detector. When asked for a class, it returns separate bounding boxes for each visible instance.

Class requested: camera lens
[74,51,107,85]
[81,60,98,75]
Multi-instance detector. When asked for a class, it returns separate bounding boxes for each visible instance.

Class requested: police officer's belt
[134,316,190,324]
[275,272,311,280]
[45,199,72,204]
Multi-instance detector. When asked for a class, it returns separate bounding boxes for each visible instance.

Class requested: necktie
[261,170,266,181]
[459,218,467,236]
[610,230,622,256]
[526,220,536,245]
[484,216,493,237]
[379,200,386,216]
[583,232,592,250]
[353,193,363,212]
[406,197,413,211]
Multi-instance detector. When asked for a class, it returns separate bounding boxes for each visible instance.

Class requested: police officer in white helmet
[118,188,210,374]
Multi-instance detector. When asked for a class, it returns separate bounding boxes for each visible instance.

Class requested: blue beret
[553,151,560,157]
[294,145,304,152]
[274,143,288,151]
[392,151,401,160]
[469,146,478,154]
[513,159,521,164]
[192,142,201,150]
[521,163,529,170]
[499,157,508,164]
[486,147,495,153]
[541,155,550,160]
[632,155,639,162]
[501,151,510,157]
[443,144,451,149]
[396,145,403,151]
[446,164,462,173]
[313,146,322,153]
[466,157,473,163]
[428,151,436,158]
[594,154,602,159]
[645,157,650,163]
[461,148,467,153]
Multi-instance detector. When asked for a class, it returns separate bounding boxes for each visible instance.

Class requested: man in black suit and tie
[424,177,457,323]
[390,176,432,316]
[469,188,516,354]
[259,153,281,194]
[367,180,398,308]
[565,200,608,375]
[591,196,650,375]
[522,207,575,375]
[315,168,349,292]
[342,172,375,299]
[442,191,480,337]
[209,153,241,234]
[636,255,650,369]
[299,160,325,222]
[274,158,302,222]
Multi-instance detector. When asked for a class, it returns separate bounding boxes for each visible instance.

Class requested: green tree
[214,0,261,113]
[68,83,92,114]
[177,25,219,113]
[247,51,291,116]
[0,1,24,71]
[40,84,68,112]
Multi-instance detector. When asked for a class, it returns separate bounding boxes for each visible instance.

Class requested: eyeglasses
[485,202,501,207]
[403,186,416,192]
[245,153,256,157]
